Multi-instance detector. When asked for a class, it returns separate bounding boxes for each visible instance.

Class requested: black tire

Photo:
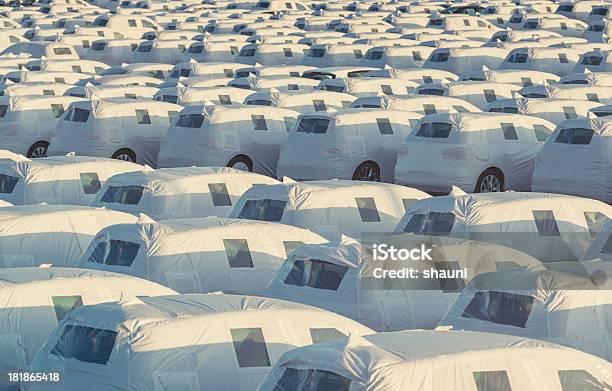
[112,148,136,163]
[352,161,381,182]
[27,141,49,158]
[227,155,253,172]
[475,168,504,193]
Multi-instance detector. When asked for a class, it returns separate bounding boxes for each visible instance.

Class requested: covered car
[277,109,422,182]
[394,190,612,262]
[438,269,612,361]
[394,112,555,193]
[0,205,146,267]
[229,179,430,240]
[265,234,544,331]
[532,117,612,203]
[48,99,182,167]
[27,294,374,391]
[0,267,175,390]
[91,167,279,220]
[260,330,612,391]
[158,105,300,177]
[0,155,143,206]
[78,217,326,294]
[0,95,85,158]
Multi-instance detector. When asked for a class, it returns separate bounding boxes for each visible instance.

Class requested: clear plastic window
[533,125,551,142]
[423,104,437,115]
[563,107,577,119]
[412,51,423,61]
[237,199,286,221]
[381,85,393,95]
[434,261,465,292]
[583,212,608,238]
[0,174,19,194]
[251,114,267,130]
[309,328,346,344]
[558,370,611,391]
[283,240,304,257]
[52,296,83,322]
[376,118,394,135]
[587,93,600,103]
[100,185,144,205]
[355,197,381,222]
[208,183,231,207]
[223,239,253,268]
[219,95,232,105]
[473,371,513,391]
[501,123,518,140]
[429,52,449,62]
[176,113,204,128]
[283,48,293,57]
[80,172,101,194]
[415,122,452,138]
[533,210,561,237]
[462,291,534,328]
[297,118,330,134]
[483,89,497,103]
[403,212,455,236]
[64,108,91,123]
[86,239,140,267]
[167,111,178,123]
[602,235,612,255]
[555,128,593,145]
[558,53,569,63]
[51,104,64,118]
[230,328,270,368]
[51,325,118,365]
[274,368,352,391]
[312,100,326,112]
[135,109,151,125]
[284,258,348,290]
[53,47,72,55]
[283,116,296,132]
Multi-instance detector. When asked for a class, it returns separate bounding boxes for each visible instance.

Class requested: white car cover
[415,81,521,110]
[91,167,279,220]
[243,90,356,113]
[48,99,183,167]
[532,118,612,203]
[158,105,300,176]
[78,217,327,294]
[424,47,509,77]
[0,267,175,389]
[0,95,85,157]
[0,155,143,206]
[438,269,612,361]
[487,98,604,125]
[260,330,612,391]
[276,109,422,182]
[264,234,544,331]
[0,205,147,267]
[394,191,612,262]
[27,294,374,391]
[394,113,555,193]
[351,95,482,113]
[229,179,430,240]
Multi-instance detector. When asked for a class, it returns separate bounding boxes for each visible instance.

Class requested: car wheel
[352,162,381,182]
[112,149,136,163]
[475,169,504,193]
[27,141,49,158]
[227,155,253,172]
